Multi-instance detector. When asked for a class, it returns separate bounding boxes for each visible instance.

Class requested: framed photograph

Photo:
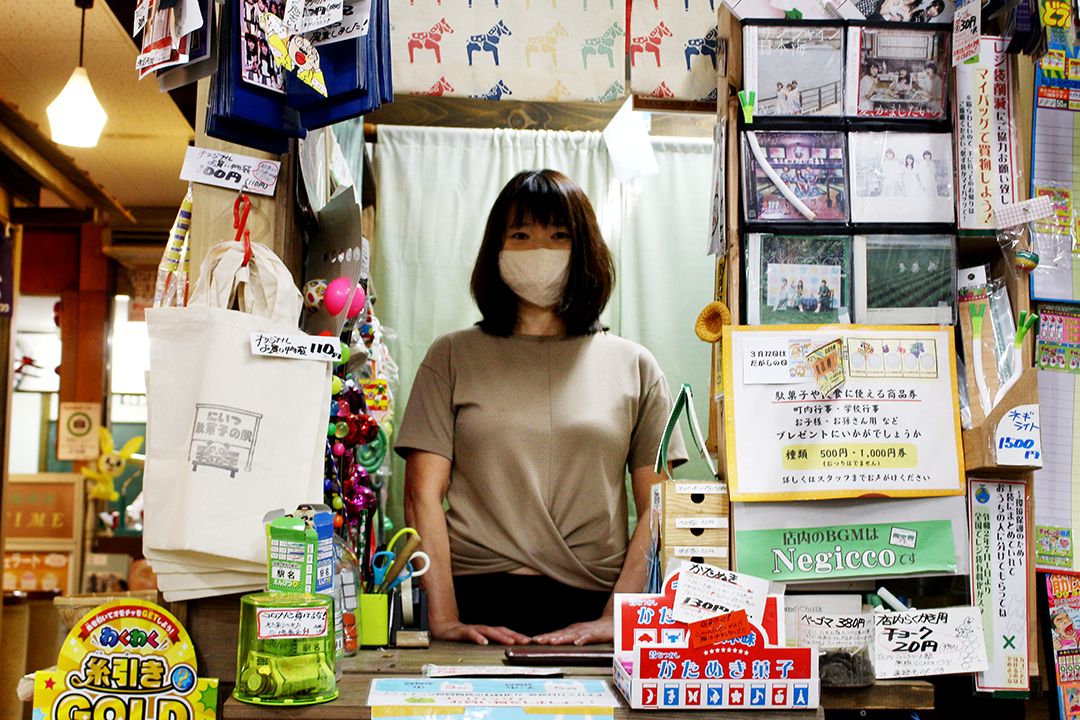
[854,0,955,21]
[845,27,949,120]
[848,132,954,223]
[742,131,850,223]
[743,26,845,117]
[746,233,853,325]
[854,235,957,324]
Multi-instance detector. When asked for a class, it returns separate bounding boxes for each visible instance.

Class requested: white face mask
[498,248,571,309]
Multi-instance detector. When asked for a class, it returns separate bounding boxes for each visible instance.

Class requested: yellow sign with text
[781,443,919,470]
[33,599,218,720]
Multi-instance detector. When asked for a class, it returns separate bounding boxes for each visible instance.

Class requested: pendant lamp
[47,0,108,148]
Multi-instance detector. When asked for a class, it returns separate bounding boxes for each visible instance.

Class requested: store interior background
[0,0,720,706]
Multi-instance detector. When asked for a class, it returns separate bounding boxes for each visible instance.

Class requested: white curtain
[373,125,715,524]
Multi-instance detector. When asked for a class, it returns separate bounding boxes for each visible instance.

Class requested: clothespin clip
[233,188,253,268]
[783,7,804,19]
[738,90,755,124]
[1016,311,1038,345]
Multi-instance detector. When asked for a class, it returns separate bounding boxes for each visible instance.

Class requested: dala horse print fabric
[629,0,719,103]
[391,0,627,102]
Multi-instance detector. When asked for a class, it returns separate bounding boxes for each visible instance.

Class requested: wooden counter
[221,641,933,719]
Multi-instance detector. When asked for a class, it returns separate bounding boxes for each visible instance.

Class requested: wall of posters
[968,480,1030,692]
[723,325,965,501]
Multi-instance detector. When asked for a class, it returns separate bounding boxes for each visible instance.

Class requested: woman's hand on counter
[531,617,612,646]
[431,620,533,645]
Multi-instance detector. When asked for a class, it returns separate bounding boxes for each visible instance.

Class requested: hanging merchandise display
[144,237,332,598]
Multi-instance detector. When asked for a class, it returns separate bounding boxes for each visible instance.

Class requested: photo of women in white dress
[850,132,955,223]
[747,26,844,116]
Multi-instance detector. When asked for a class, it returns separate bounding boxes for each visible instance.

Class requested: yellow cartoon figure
[82,428,143,502]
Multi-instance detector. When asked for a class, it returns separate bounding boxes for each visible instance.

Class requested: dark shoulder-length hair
[470,169,615,336]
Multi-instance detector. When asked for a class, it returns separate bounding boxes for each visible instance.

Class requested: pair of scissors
[372,527,427,593]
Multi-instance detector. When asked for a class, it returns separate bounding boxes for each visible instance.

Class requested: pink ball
[332,442,346,457]
[346,285,367,318]
[324,276,352,316]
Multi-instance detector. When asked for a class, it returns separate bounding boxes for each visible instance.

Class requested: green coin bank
[234,592,339,706]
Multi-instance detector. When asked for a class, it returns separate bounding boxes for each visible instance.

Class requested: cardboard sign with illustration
[614,567,818,710]
[33,599,218,720]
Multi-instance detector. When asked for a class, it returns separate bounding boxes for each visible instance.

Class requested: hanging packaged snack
[994,196,1063,280]
[845,26,950,120]
[745,233,853,325]
[742,25,845,117]
[742,131,850,223]
[853,235,957,324]
[848,131,954,223]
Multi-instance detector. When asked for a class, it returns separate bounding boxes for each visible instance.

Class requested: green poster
[736,520,957,582]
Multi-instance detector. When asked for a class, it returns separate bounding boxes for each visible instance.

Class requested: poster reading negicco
[735,520,958,582]
[33,599,218,720]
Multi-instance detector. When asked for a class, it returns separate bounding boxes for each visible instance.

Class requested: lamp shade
[47,66,107,148]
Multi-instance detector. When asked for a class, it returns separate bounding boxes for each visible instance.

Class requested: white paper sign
[796,613,873,649]
[952,1,980,66]
[250,333,342,362]
[675,517,729,529]
[784,595,862,646]
[133,0,150,36]
[726,326,965,501]
[256,606,329,639]
[873,607,989,679]
[180,147,281,196]
[969,480,1030,692]
[308,0,371,45]
[742,337,798,385]
[674,482,727,495]
[994,404,1042,466]
[672,561,768,624]
[57,402,102,461]
[299,0,344,32]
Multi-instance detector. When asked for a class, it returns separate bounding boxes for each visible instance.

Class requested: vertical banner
[954,37,1019,230]
[969,480,1030,692]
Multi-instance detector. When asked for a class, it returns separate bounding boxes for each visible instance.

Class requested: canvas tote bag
[144,241,330,566]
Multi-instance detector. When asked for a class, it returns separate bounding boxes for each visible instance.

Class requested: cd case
[746,233,854,325]
[742,131,850,223]
[845,26,950,120]
[848,131,955,223]
[743,25,845,117]
[854,235,957,324]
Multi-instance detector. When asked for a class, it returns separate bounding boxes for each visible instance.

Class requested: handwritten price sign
[689,609,753,647]
[671,561,768,625]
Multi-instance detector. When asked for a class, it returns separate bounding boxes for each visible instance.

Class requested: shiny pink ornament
[346,285,367,318]
[332,442,346,457]
[324,276,353,316]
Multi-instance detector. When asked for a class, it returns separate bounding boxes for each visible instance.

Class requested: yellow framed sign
[723,325,965,501]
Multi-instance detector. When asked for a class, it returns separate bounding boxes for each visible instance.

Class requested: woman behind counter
[396,170,687,646]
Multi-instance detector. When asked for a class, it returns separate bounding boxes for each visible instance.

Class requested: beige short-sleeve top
[395,326,687,591]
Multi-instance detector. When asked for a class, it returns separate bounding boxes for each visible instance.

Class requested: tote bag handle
[653,383,720,482]
[189,241,302,327]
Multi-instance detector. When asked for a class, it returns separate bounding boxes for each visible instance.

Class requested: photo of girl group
[747,234,852,325]
[241,0,286,93]
[745,26,844,116]
[846,27,949,120]
[857,0,953,22]
[855,234,956,324]
[849,131,955,223]
[743,131,849,222]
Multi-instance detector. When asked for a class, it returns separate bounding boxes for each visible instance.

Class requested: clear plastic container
[234,592,338,706]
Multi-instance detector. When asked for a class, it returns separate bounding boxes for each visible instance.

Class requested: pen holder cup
[359,589,403,647]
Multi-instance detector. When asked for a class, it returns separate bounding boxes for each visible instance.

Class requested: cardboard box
[613,570,818,711]
[265,506,334,596]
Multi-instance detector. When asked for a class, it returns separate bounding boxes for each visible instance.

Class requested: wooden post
[0,192,21,656]
[187,78,303,286]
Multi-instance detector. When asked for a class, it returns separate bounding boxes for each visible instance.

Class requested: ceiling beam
[0,98,134,222]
